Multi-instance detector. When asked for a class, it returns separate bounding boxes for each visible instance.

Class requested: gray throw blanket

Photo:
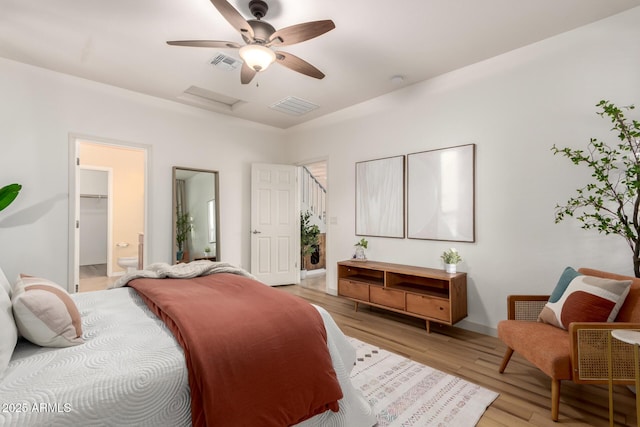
[109,260,257,289]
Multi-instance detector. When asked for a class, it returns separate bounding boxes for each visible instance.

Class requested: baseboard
[305,268,326,277]
[326,287,338,296]
[455,319,497,337]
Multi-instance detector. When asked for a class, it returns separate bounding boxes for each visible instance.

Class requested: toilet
[117,257,138,273]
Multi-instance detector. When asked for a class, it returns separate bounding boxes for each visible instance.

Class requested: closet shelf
[80,194,108,199]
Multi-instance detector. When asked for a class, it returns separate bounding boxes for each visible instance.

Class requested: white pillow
[12,275,84,348]
[0,266,11,296]
[0,286,18,378]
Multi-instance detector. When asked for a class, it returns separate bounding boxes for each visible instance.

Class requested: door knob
[252,229,262,234]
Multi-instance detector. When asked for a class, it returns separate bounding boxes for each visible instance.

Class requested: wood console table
[337,260,467,333]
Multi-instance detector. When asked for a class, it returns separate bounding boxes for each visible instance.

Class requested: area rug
[348,337,498,426]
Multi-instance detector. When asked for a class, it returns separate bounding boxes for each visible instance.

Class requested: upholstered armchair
[497,268,640,421]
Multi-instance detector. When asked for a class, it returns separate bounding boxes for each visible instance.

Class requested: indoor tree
[300,211,320,271]
[175,212,192,261]
[552,100,640,276]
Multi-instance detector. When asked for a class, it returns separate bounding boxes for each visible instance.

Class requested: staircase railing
[301,166,326,223]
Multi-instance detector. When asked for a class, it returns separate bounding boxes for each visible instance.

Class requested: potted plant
[0,183,21,212]
[354,237,368,260]
[204,246,211,258]
[552,100,640,276]
[175,212,192,262]
[441,248,462,273]
[300,211,320,278]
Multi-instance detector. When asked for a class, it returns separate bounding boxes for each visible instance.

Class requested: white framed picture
[355,155,405,238]
[407,144,475,242]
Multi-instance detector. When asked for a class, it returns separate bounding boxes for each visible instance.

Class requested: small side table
[609,330,640,427]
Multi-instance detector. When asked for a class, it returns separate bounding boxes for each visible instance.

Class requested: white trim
[305,268,326,277]
[68,137,79,294]
[454,320,498,338]
[297,157,329,293]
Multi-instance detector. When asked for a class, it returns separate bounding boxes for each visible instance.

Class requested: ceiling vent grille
[270,96,319,116]
[210,53,242,71]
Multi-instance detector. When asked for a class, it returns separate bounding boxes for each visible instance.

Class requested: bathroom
[78,140,145,291]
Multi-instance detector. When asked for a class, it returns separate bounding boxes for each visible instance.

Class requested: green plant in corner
[441,248,462,264]
[300,211,320,270]
[175,212,193,252]
[0,183,21,212]
[552,100,640,276]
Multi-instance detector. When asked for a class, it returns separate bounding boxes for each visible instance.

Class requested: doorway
[69,137,148,293]
[299,160,327,292]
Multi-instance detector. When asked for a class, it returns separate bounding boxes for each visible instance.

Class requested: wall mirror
[172,167,220,263]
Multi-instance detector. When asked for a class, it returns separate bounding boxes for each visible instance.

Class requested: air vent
[270,96,319,116]
[210,53,242,71]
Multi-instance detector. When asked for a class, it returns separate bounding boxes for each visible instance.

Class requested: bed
[0,263,376,426]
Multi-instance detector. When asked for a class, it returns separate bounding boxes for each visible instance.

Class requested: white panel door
[251,163,299,286]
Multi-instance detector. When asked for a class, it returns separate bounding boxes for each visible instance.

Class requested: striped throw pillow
[12,275,83,347]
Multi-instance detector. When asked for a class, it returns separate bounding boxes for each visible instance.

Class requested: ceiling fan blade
[167,40,241,49]
[275,51,325,79]
[268,20,335,47]
[210,0,254,41]
[241,62,257,84]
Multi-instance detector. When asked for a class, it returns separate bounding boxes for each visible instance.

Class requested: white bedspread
[1,287,375,426]
[108,260,256,289]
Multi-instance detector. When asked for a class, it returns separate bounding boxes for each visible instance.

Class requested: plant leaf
[0,183,22,212]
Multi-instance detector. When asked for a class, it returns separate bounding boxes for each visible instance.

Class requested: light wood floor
[299,271,326,292]
[79,264,117,292]
[277,285,638,427]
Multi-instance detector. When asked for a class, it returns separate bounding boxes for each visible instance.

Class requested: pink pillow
[12,275,83,347]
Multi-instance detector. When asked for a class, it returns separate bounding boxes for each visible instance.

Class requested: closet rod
[80,194,108,199]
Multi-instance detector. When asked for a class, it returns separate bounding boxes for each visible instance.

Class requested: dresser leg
[354,301,359,312]
[426,320,431,334]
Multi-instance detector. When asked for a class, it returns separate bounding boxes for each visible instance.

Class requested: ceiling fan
[167,0,335,84]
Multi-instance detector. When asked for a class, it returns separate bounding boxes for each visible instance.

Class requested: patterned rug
[348,337,498,427]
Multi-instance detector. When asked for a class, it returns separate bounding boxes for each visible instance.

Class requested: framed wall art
[407,144,475,242]
[355,155,405,238]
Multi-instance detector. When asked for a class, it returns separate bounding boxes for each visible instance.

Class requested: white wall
[0,57,286,287]
[285,8,640,334]
[79,169,108,266]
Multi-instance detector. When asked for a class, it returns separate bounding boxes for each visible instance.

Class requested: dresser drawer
[338,279,369,301]
[406,294,450,321]
[370,286,405,310]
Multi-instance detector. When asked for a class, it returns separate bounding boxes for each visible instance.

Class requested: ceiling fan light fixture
[239,44,276,72]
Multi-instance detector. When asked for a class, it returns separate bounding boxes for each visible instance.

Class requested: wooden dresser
[337,260,467,333]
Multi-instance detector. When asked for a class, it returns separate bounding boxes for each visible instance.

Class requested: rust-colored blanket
[129,273,342,426]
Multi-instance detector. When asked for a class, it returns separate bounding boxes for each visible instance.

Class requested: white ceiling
[2,0,639,129]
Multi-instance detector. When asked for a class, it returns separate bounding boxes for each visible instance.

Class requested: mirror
[172,167,220,263]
